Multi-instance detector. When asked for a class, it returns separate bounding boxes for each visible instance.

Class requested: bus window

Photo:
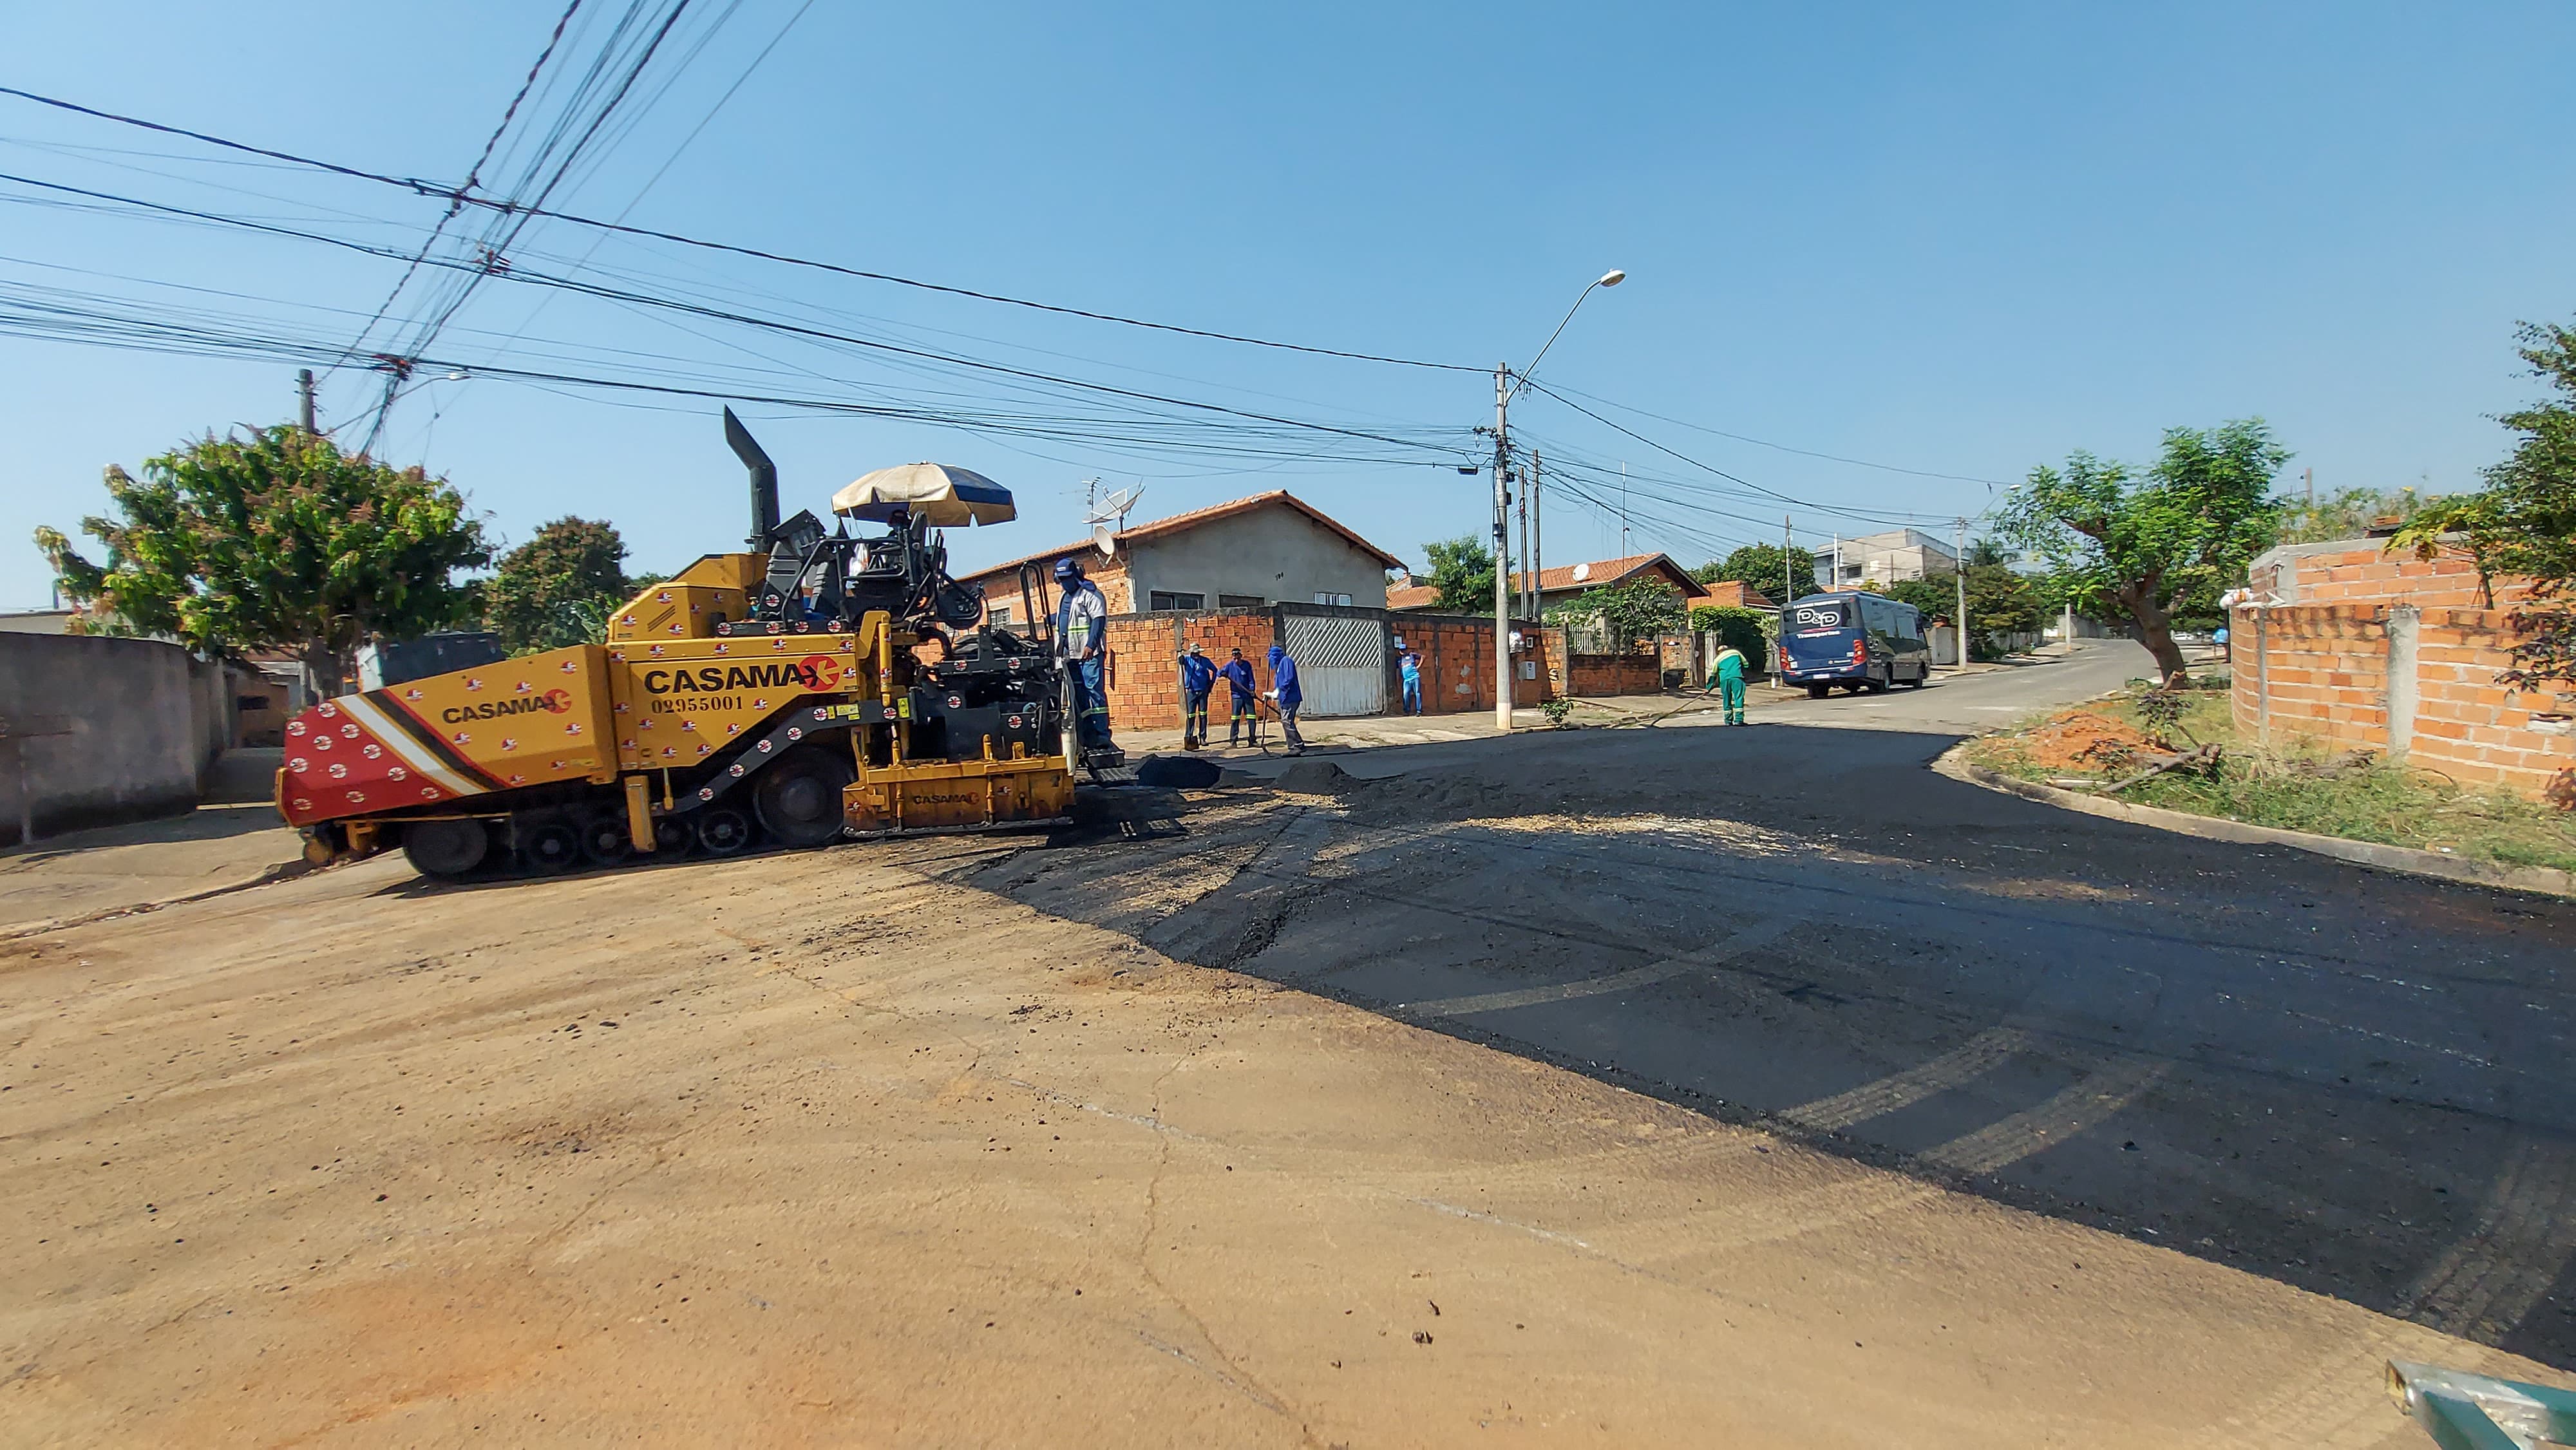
[1791,598,1850,630]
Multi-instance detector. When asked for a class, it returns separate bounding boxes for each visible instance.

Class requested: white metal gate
[1283,612,1387,717]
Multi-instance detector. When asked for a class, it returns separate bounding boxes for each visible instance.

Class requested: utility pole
[1528,453,1544,622]
[1492,363,1514,731]
[1782,514,1795,684]
[2304,466,2315,511]
[1953,516,1969,672]
[1515,457,1531,625]
[297,368,317,435]
[1619,462,1630,556]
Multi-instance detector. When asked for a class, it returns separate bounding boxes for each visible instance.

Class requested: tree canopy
[1996,420,2288,684]
[1550,577,1685,650]
[1418,534,1497,614]
[486,516,633,653]
[36,425,489,694]
[1696,541,1816,598]
[2392,320,2576,689]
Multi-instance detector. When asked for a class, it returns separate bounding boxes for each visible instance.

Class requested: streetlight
[1492,269,1624,731]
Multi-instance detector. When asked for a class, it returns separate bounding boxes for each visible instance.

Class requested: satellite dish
[1571,561,1592,582]
[1092,523,1116,558]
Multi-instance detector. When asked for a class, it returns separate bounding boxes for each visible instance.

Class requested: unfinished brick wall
[1390,614,1546,713]
[2231,603,2575,797]
[2249,539,2530,609]
[1566,652,1663,697]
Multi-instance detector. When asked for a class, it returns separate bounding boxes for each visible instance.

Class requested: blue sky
[4,1,2570,608]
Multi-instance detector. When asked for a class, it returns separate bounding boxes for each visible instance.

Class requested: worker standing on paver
[1265,643,1306,753]
[1055,558,1113,751]
[1179,641,1216,750]
[1399,650,1424,715]
[1712,641,1748,726]
[1220,646,1260,747]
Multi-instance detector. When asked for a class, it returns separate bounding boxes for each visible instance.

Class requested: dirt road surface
[1,769,2558,1445]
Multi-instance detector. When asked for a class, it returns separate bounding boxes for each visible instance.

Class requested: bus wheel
[1865,673,1891,694]
[1806,683,1830,699]
[402,818,489,878]
[1902,669,1928,688]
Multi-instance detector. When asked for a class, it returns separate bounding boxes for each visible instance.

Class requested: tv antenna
[1084,482,1145,529]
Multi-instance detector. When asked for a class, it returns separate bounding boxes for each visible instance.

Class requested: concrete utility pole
[297,368,317,435]
[1491,268,1624,733]
[1619,462,1630,556]
[1953,516,1969,671]
[1528,453,1544,621]
[1492,364,1515,730]
[1515,454,1530,625]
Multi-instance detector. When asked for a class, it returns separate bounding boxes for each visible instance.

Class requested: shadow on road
[927,722,2576,1368]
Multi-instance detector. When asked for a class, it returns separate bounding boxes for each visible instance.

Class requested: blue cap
[1054,558,1081,580]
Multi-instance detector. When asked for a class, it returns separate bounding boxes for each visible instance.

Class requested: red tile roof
[958,490,1403,586]
[1388,552,1709,610]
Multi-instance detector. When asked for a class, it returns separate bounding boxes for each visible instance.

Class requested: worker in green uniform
[1712,641,1748,726]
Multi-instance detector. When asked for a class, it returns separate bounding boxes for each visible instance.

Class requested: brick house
[1387,552,1711,616]
[956,491,1402,628]
[2230,537,2571,799]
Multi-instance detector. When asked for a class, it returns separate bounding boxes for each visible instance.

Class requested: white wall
[1126,504,1390,610]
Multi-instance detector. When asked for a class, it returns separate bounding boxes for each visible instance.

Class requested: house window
[1312,592,1353,607]
[1218,594,1264,609]
[988,605,1013,626]
[1148,591,1205,612]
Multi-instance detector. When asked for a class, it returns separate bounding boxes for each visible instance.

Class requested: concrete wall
[0,634,239,846]
[1127,504,1390,610]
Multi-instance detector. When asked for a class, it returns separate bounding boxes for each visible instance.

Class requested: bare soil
[0,798,2550,1446]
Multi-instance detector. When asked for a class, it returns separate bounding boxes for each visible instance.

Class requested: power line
[0,83,1481,372]
[336,0,588,373]
[1535,379,2013,487]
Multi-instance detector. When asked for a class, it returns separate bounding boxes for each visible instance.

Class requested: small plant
[1540,698,1577,728]
[2134,686,2191,749]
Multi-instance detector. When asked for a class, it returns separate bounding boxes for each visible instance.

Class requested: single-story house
[956,490,1403,626]
[1389,551,1719,617]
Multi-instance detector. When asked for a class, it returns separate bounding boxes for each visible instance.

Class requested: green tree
[1551,577,1685,650]
[486,516,632,652]
[1419,534,1497,614]
[35,425,489,695]
[1687,603,1771,669]
[1694,541,1817,599]
[1996,420,2289,686]
[2392,320,2576,689]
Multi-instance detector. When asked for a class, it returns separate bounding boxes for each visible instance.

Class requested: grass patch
[1967,684,2576,874]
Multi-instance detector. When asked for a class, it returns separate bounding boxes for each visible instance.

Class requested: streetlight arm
[1506,281,1602,407]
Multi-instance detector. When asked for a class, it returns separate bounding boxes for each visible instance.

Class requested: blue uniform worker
[1179,643,1216,748]
[1400,650,1423,715]
[1267,644,1305,752]
[1220,648,1258,746]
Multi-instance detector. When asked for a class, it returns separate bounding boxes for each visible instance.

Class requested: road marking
[1393,916,1796,1021]
[1915,1055,2168,1176]
[1777,1026,2032,1133]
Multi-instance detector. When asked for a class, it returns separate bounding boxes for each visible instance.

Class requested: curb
[1931,743,2576,901]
